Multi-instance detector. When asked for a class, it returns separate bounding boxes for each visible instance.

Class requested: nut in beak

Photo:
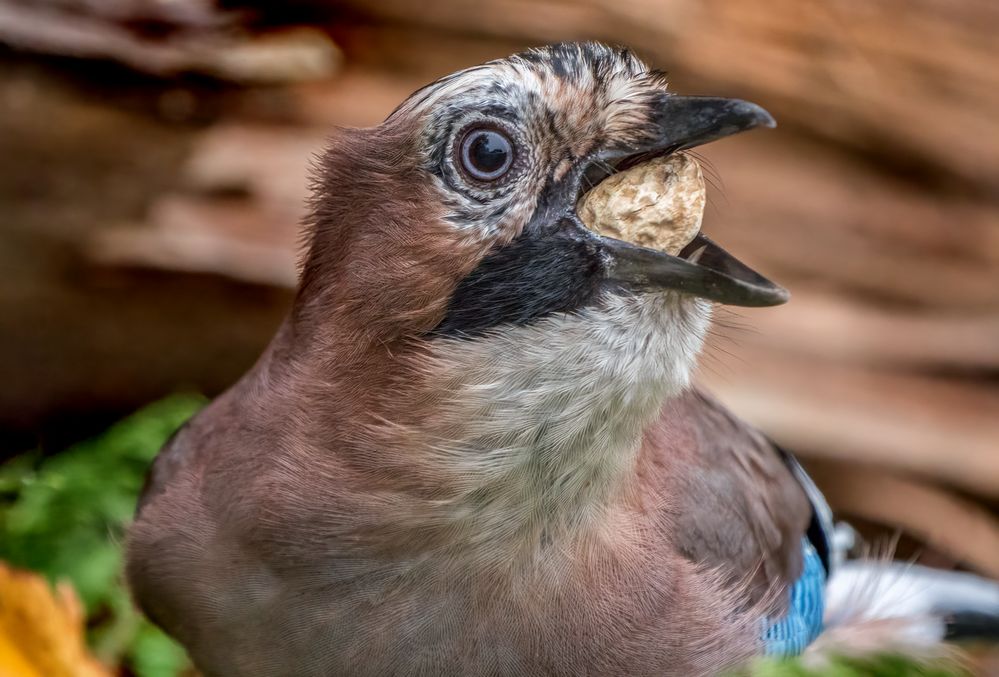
[578,153,705,257]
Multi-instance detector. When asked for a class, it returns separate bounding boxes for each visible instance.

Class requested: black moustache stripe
[431,229,603,338]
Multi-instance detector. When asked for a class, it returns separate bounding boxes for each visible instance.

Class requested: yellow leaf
[0,562,112,677]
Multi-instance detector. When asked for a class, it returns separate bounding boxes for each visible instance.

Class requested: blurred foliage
[0,395,205,676]
[747,654,968,676]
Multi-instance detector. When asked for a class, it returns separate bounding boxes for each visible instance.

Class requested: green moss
[746,652,969,676]
[0,394,205,676]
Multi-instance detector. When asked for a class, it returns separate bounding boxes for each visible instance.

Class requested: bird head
[298,42,782,342]
[287,43,783,527]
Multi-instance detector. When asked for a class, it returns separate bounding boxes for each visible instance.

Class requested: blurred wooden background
[1,0,997,577]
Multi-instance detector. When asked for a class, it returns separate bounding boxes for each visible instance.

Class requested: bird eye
[458,127,514,182]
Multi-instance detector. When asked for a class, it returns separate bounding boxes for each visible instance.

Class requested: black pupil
[464,130,511,179]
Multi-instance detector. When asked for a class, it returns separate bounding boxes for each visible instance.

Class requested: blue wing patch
[763,538,826,656]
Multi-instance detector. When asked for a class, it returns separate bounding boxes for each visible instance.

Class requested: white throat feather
[404,293,712,550]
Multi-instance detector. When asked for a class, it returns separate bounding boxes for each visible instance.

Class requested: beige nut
[578,153,705,255]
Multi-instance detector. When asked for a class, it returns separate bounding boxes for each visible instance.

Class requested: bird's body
[130,327,807,675]
[126,42,997,676]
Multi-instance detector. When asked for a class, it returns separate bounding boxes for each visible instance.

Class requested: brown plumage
[127,42,812,676]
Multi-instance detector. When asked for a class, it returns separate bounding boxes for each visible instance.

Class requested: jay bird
[127,43,999,676]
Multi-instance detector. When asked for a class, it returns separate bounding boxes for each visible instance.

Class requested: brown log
[89,197,300,288]
[734,288,999,371]
[86,123,325,287]
[806,459,999,579]
[698,345,999,498]
[0,1,340,82]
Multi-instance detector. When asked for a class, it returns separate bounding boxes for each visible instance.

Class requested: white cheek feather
[416,294,711,545]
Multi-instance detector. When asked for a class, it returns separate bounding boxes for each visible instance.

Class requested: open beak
[602,233,789,307]
[588,95,788,307]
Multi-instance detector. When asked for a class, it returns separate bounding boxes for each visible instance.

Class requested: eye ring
[457,126,515,182]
